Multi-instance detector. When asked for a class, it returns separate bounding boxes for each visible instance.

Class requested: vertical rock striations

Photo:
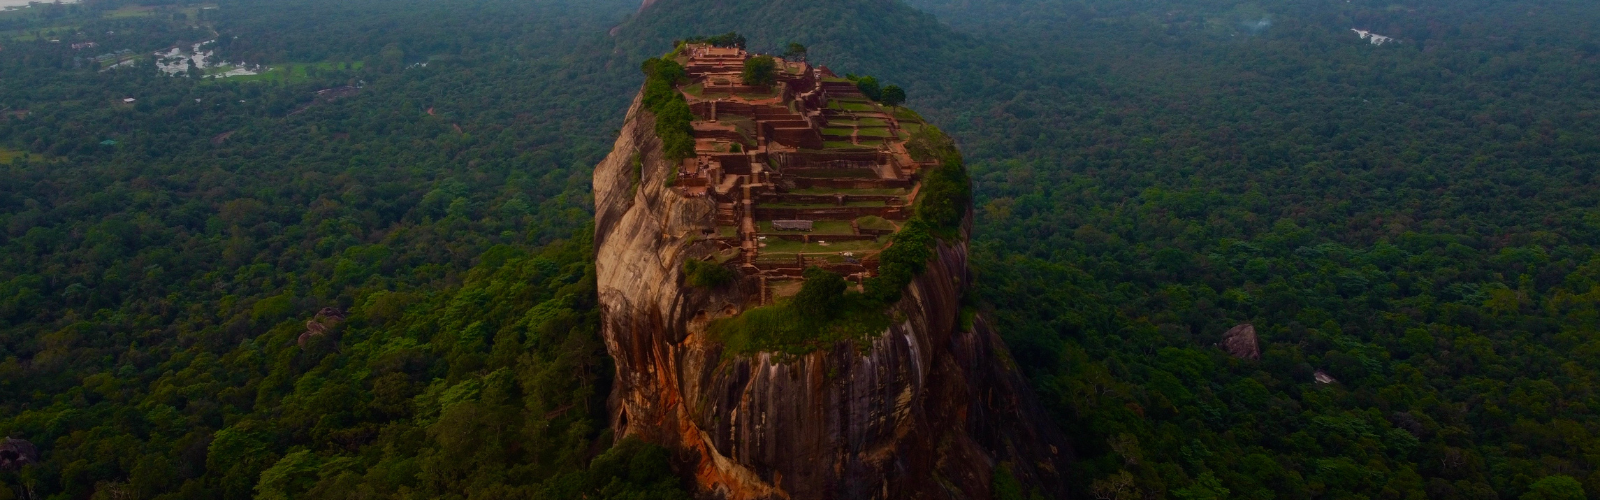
[594,98,1068,500]
[594,49,1069,499]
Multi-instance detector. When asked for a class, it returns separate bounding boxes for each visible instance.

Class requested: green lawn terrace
[667,43,938,301]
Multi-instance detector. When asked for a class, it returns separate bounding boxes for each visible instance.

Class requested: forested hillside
[3,0,1600,498]
[622,1,1600,497]
[0,0,690,497]
[906,1,1600,499]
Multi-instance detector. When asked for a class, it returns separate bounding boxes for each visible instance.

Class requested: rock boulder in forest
[0,438,37,471]
[1221,323,1260,360]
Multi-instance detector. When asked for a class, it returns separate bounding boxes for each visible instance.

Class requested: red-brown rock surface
[1221,323,1260,360]
[594,94,1069,499]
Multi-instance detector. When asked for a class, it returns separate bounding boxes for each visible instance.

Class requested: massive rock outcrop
[594,94,1069,499]
[1220,324,1259,360]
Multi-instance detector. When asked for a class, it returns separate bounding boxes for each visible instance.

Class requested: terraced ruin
[593,42,1067,499]
[668,43,936,302]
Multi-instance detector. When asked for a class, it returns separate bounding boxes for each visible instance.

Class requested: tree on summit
[847,74,882,101]
[742,55,777,87]
[784,43,807,61]
[881,85,905,108]
[691,32,745,49]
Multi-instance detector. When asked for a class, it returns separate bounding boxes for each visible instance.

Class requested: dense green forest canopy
[899,1,1600,499]
[3,0,1600,498]
[0,0,695,498]
[621,3,1600,497]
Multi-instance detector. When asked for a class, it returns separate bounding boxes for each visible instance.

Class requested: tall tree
[881,84,905,107]
[741,55,776,86]
[784,42,807,61]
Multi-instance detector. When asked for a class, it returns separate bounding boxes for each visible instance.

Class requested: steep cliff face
[595,95,1069,499]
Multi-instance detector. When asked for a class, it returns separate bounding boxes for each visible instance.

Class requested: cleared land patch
[217,61,364,83]
[0,148,26,163]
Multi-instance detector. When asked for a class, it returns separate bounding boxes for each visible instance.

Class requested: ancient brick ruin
[593,44,1071,499]
[669,43,935,300]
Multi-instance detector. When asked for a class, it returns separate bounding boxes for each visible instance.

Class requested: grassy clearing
[217,61,363,83]
[892,107,925,123]
[822,141,870,150]
[0,148,27,163]
[791,187,906,196]
[734,87,782,99]
[764,200,885,208]
[0,148,57,164]
[786,167,877,178]
[721,116,757,141]
[709,294,893,356]
[762,202,839,209]
[791,254,864,265]
[759,220,854,234]
[854,215,897,231]
[759,238,884,254]
[829,101,878,112]
[830,117,887,127]
[103,5,157,18]
[5,24,79,41]
[104,4,213,19]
